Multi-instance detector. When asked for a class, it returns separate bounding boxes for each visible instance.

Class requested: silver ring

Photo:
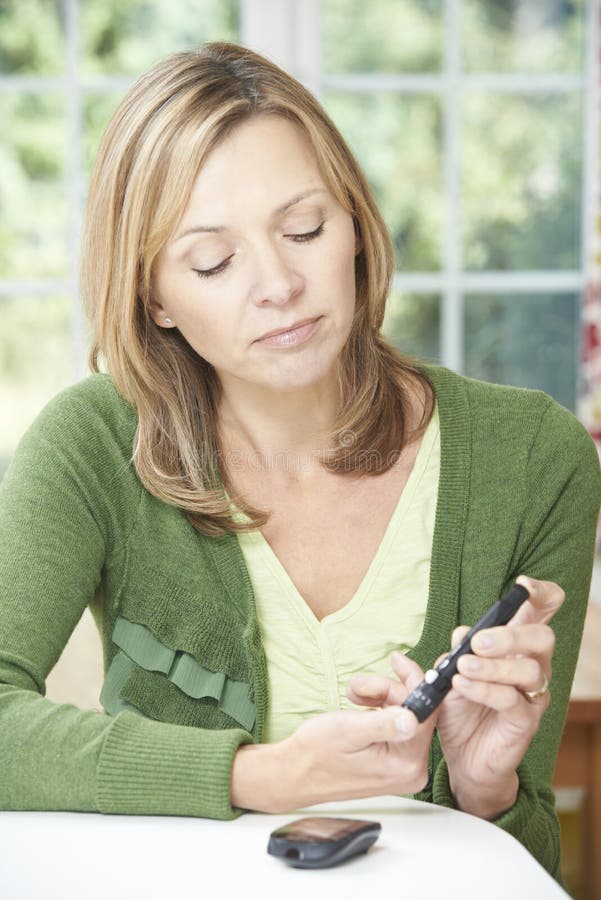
[523,673,550,702]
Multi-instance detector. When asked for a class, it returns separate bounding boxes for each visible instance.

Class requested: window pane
[464,292,578,411]
[462,93,582,271]
[81,0,239,76]
[0,0,64,75]
[462,0,585,73]
[382,291,440,364]
[84,92,127,178]
[0,93,68,278]
[322,0,443,74]
[324,93,443,270]
[0,296,72,481]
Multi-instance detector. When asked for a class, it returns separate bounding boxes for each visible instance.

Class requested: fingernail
[465,658,481,673]
[473,633,493,650]
[518,576,534,593]
[457,676,472,688]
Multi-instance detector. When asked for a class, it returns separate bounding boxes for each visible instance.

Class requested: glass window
[81,0,239,76]
[462,0,585,73]
[382,291,440,364]
[464,292,579,411]
[1,2,590,478]
[84,92,128,177]
[0,0,65,75]
[322,0,443,74]
[0,1,241,478]
[323,93,443,271]
[462,93,582,271]
[0,93,69,278]
[320,2,587,405]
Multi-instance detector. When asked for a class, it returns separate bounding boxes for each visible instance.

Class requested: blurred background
[0,1,599,895]
[1,0,597,478]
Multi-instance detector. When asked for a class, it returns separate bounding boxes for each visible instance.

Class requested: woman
[0,42,598,884]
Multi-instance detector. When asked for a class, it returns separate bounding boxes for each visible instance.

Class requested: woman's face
[151,114,360,395]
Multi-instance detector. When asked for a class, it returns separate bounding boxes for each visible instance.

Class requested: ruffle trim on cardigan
[100,616,256,731]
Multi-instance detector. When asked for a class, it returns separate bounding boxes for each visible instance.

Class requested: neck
[217,378,341,484]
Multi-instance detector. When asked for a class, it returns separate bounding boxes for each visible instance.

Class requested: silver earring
[165,317,173,324]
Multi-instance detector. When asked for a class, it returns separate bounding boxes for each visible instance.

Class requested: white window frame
[0,0,597,386]
[244,0,598,380]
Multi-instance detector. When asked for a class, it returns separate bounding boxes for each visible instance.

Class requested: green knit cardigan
[0,363,599,884]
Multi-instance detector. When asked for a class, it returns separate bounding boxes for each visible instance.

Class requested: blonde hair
[82,41,435,537]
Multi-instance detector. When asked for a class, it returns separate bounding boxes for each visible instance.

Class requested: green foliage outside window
[0,0,588,477]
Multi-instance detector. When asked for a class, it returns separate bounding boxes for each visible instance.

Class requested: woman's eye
[192,255,233,279]
[190,224,324,279]
[287,222,325,243]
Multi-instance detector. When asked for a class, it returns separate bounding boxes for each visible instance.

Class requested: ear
[148,297,177,329]
[140,263,177,329]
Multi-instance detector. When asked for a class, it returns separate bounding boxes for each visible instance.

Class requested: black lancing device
[402,583,530,723]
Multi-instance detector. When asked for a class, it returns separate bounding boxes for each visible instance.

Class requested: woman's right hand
[248,665,437,813]
[281,702,435,811]
[231,663,437,814]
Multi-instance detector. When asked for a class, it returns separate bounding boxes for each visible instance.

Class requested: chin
[266,360,339,393]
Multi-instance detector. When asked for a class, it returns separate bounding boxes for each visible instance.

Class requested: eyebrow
[173,188,328,242]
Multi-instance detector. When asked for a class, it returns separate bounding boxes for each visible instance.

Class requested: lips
[255,317,321,342]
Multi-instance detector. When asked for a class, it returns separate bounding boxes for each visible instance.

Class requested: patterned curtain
[579,3,601,558]
[580,4,601,451]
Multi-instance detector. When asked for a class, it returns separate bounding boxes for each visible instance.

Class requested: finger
[389,653,449,731]
[451,673,550,721]
[390,650,425,691]
[338,704,422,745]
[509,576,565,627]
[428,627,469,671]
[347,651,431,710]
[450,625,470,651]
[346,674,406,708]
[347,652,426,708]
[470,622,555,661]
[456,653,550,694]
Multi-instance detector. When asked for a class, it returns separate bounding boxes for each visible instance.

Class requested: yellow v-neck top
[229,402,440,744]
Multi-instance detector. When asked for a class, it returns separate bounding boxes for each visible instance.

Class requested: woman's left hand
[346,575,564,819]
[433,575,564,818]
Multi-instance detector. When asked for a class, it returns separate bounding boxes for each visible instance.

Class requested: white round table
[0,796,567,899]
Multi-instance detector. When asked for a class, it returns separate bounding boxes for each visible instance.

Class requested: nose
[249,239,304,306]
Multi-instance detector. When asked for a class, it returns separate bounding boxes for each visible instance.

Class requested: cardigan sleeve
[0,384,253,819]
[430,395,601,882]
